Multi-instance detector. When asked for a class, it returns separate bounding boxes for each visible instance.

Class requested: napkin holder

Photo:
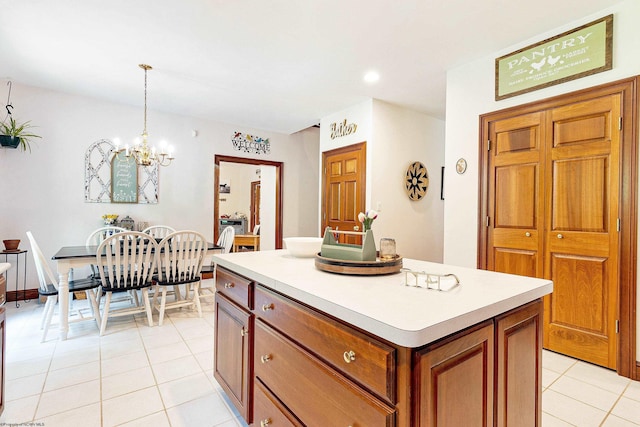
[320,227,376,261]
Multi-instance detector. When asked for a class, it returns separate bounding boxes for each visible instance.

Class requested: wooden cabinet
[213,266,543,426]
[214,268,254,423]
[495,300,543,427]
[414,322,495,426]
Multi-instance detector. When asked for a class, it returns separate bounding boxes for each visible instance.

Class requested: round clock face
[405,161,429,201]
[456,158,467,174]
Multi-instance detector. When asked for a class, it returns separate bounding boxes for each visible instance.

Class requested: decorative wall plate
[405,161,429,201]
[456,158,467,174]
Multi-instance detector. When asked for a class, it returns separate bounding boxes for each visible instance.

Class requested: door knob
[557,234,564,239]
[354,225,359,231]
[525,232,531,237]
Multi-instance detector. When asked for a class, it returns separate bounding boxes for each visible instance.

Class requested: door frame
[214,155,283,249]
[478,77,638,379]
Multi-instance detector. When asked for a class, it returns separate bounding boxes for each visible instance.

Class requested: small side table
[1,250,28,308]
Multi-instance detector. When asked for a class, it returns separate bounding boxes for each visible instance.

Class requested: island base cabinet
[496,300,543,427]
[414,322,495,427]
[254,319,396,426]
[214,294,253,423]
[254,378,303,427]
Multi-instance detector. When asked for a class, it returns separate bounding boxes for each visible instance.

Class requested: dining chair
[142,225,176,239]
[26,231,102,342]
[218,225,235,254]
[199,226,235,299]
[85,226,128,247]
[152,230,207,326]
[95,231,158,335]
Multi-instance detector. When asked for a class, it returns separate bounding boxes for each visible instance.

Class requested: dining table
[52,241,222,340]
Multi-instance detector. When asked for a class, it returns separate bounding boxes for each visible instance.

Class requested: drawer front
[216,267,252,309]
[255,319,396,426]
[254,378,303,427]
[255,285,396,403]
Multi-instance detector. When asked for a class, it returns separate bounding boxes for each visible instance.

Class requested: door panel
[322,143,366,244]
[488,112,545,279]
[544,94,620,369]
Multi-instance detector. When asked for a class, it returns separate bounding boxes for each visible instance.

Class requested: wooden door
[322,142,366,243]
[543,95,621,369]
[250,180,261,232]
[487,112,546,278]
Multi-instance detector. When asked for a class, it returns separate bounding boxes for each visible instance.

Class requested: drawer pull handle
[240,328,248,337]
[525,232,531,237]
[262,303,274,312]
[343,350,356,363]
[557,233,564,239]
[260,419,272,427]
[261,354,272,363]
[224,282,234,289]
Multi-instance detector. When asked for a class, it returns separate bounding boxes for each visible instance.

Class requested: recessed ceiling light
[364,71,380,83]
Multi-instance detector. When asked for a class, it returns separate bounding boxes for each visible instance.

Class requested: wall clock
[456,158,467,174]
[405,161,429,201]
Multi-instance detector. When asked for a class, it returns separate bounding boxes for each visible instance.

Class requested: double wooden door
[482,92,623,369]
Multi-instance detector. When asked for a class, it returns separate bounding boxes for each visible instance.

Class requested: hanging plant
[0,116,42,152]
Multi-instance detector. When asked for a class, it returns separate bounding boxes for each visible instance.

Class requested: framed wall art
[495,14,613,100]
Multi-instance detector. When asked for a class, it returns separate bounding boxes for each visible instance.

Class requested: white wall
[319,99,445,261]
[0,82,319,289]
[443,0,640,358]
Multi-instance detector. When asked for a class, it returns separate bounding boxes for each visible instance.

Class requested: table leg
[57,263,70,340]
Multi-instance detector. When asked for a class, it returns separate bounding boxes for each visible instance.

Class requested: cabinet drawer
[255,285,396,403]
[255,319,396,426]
[254,378,303,427]
[216,267,253,309]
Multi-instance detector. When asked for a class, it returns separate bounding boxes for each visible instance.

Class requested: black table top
[52,243,222,260]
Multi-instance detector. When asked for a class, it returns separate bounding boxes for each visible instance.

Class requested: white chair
[26,231,102,342]
[86,226,127,247]
[152,230,207,326]
[95,231,158,335]
[142,225,176,240]
[199,226,236,299]
[218,225,235,254]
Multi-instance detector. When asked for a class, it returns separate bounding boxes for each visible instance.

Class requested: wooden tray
[314,252,403,275]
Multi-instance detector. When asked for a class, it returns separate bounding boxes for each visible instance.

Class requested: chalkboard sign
[111,151,138,203]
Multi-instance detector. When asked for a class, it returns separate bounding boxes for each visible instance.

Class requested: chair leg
[193,282,202,318]
[41,295,57,342]
[158,288,168,326]
[141,288,153,327]
[100,292,112,336]
[86,289,102,331]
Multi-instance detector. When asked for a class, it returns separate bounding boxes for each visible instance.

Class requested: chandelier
[114,64,174,167]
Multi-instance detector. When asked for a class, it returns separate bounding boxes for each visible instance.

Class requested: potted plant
[0,117,42,152]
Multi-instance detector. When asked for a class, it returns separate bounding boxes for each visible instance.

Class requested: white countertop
[212,250,553,348]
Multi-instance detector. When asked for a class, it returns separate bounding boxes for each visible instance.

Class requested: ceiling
[0,0,622,134]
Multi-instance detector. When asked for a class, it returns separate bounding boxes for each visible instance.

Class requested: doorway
[478,78,637,378]
[214,155,283,249]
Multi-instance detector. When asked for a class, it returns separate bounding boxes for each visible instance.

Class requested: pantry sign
[495,14,612,100]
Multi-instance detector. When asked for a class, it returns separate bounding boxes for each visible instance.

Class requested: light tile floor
[1,297,639,426]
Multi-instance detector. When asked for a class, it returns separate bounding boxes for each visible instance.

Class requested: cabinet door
[496,300,543,427]
[414,322,494,427]
[214,294,253,423]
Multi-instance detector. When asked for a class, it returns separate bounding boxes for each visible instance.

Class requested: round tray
[314,252,403,275]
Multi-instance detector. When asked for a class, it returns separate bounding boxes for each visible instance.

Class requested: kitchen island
[213,250,553,426]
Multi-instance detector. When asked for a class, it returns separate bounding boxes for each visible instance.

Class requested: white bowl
[284,237,322,258]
